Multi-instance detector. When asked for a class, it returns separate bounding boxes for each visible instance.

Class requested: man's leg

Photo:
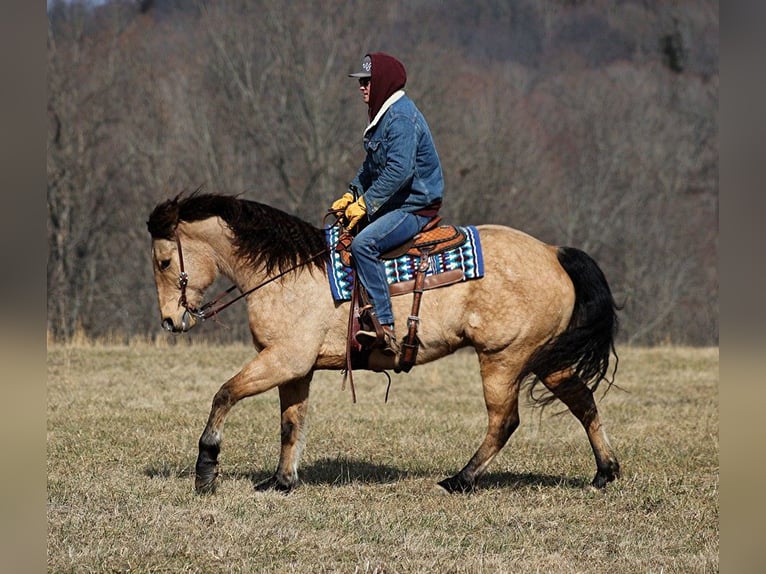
[350,210,427,353]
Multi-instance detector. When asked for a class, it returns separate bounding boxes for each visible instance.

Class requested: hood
[367,52,407,122]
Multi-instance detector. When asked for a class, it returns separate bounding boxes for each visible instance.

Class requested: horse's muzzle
[162,310,194,333]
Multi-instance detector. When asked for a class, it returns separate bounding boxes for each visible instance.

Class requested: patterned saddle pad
[324,224,484,302]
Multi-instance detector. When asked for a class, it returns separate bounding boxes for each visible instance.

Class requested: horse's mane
[147,192,329,275]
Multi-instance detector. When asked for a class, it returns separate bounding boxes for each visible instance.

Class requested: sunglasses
[358,78,370,87]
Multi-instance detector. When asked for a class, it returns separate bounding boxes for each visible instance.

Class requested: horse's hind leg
[438,352,522,493]
[542,372,620,488]
[255,375,312,493]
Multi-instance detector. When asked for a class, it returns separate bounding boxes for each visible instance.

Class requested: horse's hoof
[194,473,218,494]
[432,483,453,495]
[591,464,620,490]
[436,475,475,494]
[254,475,295,494]
[194,465,218,494]
[195,443,221,494]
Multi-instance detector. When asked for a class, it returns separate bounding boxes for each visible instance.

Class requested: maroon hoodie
[366,52,407,122]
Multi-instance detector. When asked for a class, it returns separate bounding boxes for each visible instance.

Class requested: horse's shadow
[481,471,588,490]
[143,457,415,487]
[143,457,587,490]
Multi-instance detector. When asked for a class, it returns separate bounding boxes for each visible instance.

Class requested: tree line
[47,0,718,345]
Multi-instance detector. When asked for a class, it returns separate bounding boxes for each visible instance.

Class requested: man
[331,53,444,356]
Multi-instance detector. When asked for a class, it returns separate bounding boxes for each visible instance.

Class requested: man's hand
[344,196,367,230]
[330,192,354,212]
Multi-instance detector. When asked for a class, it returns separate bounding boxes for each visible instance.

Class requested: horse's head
[149,227,220,332]
[148,193,225,333]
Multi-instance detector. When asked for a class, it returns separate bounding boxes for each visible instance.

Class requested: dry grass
[47,344,718,573]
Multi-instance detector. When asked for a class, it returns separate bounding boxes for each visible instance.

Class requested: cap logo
[363,59,371,73]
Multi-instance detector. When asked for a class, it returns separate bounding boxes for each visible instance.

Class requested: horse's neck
[180,217,322,300]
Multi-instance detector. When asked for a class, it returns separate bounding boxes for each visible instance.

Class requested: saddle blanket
[324,224,484,302]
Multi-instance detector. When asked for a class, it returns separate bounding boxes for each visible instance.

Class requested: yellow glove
[344,196,367,230]
[331,192,354,212]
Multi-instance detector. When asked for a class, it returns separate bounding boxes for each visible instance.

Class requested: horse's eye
[159,259,171,271]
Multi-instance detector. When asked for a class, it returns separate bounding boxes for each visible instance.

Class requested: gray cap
[348,55,372,78]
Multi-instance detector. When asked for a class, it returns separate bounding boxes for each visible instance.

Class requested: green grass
[47,345,718,573]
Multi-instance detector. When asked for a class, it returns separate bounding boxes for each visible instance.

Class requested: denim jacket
[350,91,444,218]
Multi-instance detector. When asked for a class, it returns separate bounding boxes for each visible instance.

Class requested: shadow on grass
[141,457,411,487]
[481,471,589,490]
[231,458,428,488]
[296,457,426,486]
[144,458,588,491]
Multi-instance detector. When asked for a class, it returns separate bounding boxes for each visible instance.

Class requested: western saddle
[336,216,467,375]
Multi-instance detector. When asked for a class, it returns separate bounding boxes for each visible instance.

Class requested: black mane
[147,192,329,274]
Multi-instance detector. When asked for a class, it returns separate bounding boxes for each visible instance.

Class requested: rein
[174,229,331,322]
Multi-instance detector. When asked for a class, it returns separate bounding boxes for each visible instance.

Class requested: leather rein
[173,226,332,322]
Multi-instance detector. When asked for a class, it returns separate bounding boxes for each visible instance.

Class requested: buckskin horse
[147,192,621,494]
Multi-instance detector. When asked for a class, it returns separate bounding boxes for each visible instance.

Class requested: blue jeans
[350,210,431,326]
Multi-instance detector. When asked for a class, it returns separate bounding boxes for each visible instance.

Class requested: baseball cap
[348,55,372,78]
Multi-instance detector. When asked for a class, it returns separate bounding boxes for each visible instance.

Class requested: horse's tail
[517,246,620,407]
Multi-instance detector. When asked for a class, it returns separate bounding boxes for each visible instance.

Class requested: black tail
[517,247,620,406]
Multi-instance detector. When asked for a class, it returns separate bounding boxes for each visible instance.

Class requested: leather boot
[356,325,400,357]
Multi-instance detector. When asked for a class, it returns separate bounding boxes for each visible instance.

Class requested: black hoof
[437,475,475,494]
[195,470,219,494]
[591,461,621,489]
[255,475,295,494]
[195,444,220,495]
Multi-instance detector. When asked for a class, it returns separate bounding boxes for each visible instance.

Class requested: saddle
[336,217,466,268]
[336,216,467,378]
[382,217,466,259]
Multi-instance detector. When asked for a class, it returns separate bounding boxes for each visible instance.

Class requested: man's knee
[350,234,377,258]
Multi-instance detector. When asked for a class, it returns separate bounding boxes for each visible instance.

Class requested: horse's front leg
[255,374,312,493]
[194,347,312,494]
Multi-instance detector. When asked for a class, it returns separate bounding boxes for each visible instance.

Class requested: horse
[147,192,621,494]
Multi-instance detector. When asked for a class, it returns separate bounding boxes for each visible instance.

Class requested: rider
[330,53,444,356]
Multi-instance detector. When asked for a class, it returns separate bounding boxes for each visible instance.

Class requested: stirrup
[381,328,401,357]
[355,328,379,348]
[356,326,400,357]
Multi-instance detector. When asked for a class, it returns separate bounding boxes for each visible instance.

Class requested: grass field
[47,344,718,573]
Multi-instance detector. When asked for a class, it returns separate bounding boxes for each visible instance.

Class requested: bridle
[172,216,339,323]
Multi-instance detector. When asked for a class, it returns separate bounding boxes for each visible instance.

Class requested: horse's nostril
[162,318,174,332]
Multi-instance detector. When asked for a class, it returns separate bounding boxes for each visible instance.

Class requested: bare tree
[48,9,124,338]
[198,0,381,221]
